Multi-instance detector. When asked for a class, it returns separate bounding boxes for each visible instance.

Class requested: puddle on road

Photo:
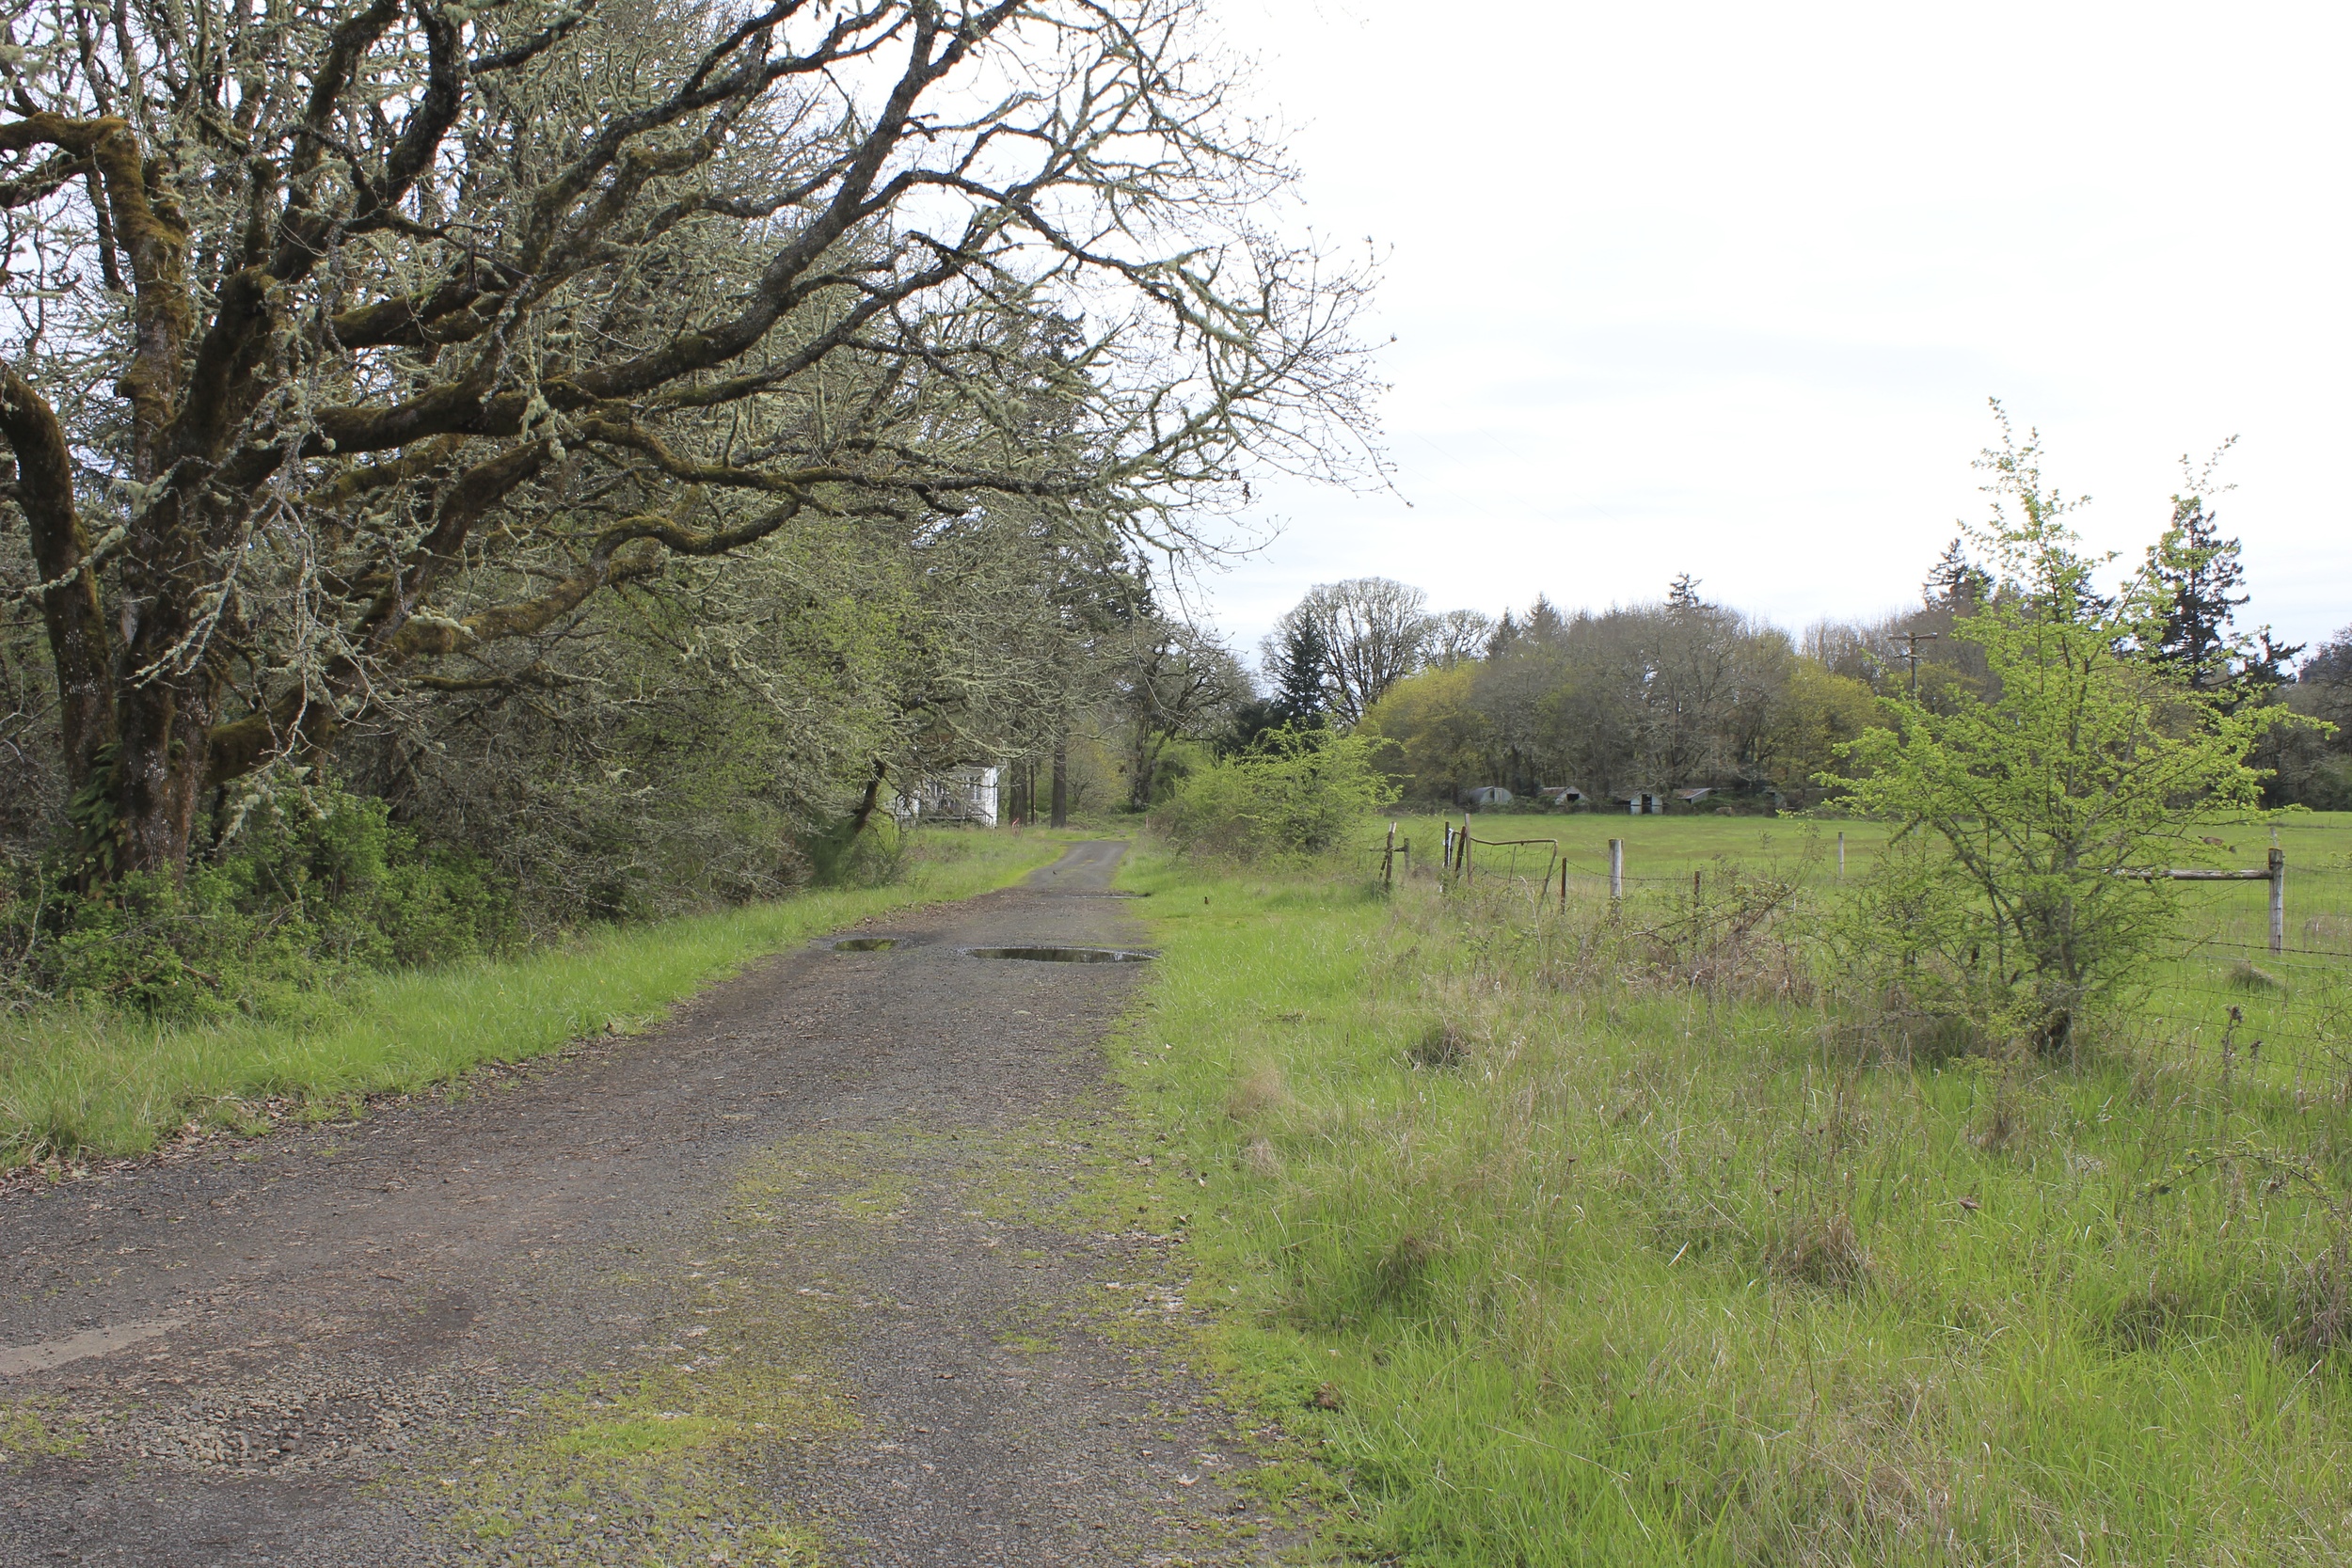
[961,946,1156,964]
[818,937,901,953]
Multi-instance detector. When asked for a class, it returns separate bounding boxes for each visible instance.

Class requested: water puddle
[961,946,1156,964]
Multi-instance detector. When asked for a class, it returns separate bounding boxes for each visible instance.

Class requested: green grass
[0,827,1074,1167]
[1111,831,2352,1565]
[1387,809,2352,1081]
[1386,807,2350,927]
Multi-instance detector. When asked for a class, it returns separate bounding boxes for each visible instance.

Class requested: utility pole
[1890,630,1940,694]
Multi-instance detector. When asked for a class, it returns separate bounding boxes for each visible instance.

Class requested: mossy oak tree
[0,0,1374,879]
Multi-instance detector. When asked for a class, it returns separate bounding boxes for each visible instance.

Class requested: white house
[893,766,1000,828]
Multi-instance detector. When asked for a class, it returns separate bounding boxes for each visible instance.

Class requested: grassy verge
[1110,839,2352,1564]
[0,828,1075,1169]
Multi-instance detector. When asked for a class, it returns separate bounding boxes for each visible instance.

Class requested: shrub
[1826,426,2311,1053]
[2,778,512,1019]
[1152,729,1395,862]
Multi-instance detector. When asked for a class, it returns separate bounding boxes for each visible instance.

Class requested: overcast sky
[1189,0,2352,668]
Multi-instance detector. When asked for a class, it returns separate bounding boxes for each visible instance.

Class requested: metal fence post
[1837,832,1846,880]
[1609,837,1623,902]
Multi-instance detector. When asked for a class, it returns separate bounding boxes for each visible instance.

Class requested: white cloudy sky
[1186,0,2352,665]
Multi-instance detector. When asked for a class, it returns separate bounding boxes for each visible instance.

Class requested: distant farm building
[1460,785,1514,810]
[1540,786,1586,809]
[1613,790,1666,815]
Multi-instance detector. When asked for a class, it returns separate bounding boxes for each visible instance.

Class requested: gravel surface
[0,842,1303,1566]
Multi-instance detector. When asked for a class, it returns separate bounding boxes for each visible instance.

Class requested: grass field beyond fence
[1379,810,2352,1086]
[0,829,1072,1168]
[1115,816,2352,1564]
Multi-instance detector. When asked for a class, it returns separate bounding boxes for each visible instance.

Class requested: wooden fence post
[1836,832,1846,880]
[2270,847,2286,955]
[1383,821,1397,889]
[1609,837,1624,902]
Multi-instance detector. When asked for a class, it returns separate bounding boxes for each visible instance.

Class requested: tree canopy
[0,0,1375,879]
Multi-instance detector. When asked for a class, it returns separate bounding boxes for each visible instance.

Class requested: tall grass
[1,830,1069,1167]
[1119,843,2352,1564]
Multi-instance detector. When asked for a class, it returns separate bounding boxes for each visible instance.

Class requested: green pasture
[1112,835,2352,1565]
[1373,809,2352,1082]
[0,828,1073,1167]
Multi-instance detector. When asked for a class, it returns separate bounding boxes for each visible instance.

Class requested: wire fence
[1384,815,2352,944]
[1362,813,2352,1079]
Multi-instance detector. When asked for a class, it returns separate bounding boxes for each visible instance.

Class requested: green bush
[3,781,512,1020]
[1152,729,1395,862]
[1825,434,2308,1053]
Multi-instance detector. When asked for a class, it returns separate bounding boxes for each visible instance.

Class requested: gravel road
[1,841,1298,1566]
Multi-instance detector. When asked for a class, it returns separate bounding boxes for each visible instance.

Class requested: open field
[0,828,1074,1169]
[1375,810,2352,1083]
[1112,823,2352,1564]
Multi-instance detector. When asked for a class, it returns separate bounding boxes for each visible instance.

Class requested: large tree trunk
[103,480,219,875]
[1050,734,1070,828]
[108,671,215,877]
[0,371,115,792]
[1129,730,1161,813]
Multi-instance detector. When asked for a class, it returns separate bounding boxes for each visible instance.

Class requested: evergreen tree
[1524,594,1568,642]
[1924,538,1993,608]
[2149,496,2302,694]
[1273,620,1332,727]
[2153,498,2249,689]
[1667,573,1706,612]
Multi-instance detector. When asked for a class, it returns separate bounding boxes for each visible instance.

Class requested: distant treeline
[1240,508,2347,811]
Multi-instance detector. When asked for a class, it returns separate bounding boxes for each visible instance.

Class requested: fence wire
[1379,815,2352,1077]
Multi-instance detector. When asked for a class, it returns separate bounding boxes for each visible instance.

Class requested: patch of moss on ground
[406,1149,880,1565]
[0,1398,86,1463]
[728,1130,940,1232]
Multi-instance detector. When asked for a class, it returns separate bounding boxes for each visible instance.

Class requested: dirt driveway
[1,842,1296,1566]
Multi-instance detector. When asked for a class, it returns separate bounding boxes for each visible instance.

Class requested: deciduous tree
[1266,577,1431,725]
[0,0,1375,879]
[1831,420,2307,1053]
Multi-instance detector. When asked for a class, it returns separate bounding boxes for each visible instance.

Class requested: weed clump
[1766,1212,1867,1291]
[2229,960,2286,993]
[2106,1292,2185,1351]
[1365,1231,1441,1312]
[2281,1239,2352,1355]
[1408,1021,1468,1070]
[1968,1065,2030,1153]
[1242,1134,1283,1180]
[1226,1063,1291,1122]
